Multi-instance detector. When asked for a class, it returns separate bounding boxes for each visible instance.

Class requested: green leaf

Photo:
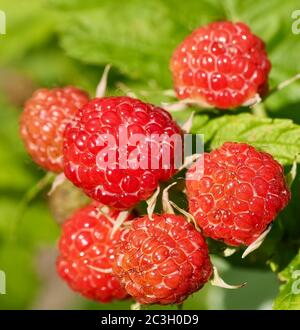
[192,115,231,144]
[14,47,100,92]
[0,197,59,247]
[0,0,57,64]
[193,113,300,165]
[52,0,300,100]
[273,250,300,310]
[53,0,179,86]
[0,243,40,309]
[51,0,225,87]
[0,98,40,191]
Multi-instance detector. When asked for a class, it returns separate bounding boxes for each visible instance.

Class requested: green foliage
[50,0,300,94]
[0,97,38,191]
[192,113,300,165]
[0,244,40,309]
[49,0,225,86]
[0,97,59,309]
[273,250,300,310]
[0,0,57,64]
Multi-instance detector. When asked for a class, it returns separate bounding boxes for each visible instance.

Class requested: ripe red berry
[186,142,291,246]
[170,21,271,109]
[113,214,212,305]
[63,96,183,210]
[20,87,89,172]
[56,203,130,303]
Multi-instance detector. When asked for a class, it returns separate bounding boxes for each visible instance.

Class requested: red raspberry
[63,96,183,210]
[170,21,271,109]
[56,203,130,303]
[20,87,89,172]
[113,214,212,305]
[186,142,291,246]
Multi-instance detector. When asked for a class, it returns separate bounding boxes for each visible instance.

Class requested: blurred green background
[0,0,300,310]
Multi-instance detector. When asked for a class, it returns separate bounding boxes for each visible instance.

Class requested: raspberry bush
[1,0,300,311]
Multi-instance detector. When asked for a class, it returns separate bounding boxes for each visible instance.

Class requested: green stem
[252,102,267,117]
[177,303,184,310]
[285,158,298,189]
[10,172,55,242]
[222,0,239,21]
[267,73,300,100]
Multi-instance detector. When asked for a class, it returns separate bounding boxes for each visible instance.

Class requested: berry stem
[275,73,300,92]
[95,64,111,98]
[251,102,267,117]
[169,201,200,230]
[241,225,272,258]
[162,182,177,214]
[110,210,131,238]
[162,100,190,112]
[211,266,246,289]
[177,303,183,310]
[222,247,238,257]
[285,157,298,188]
[266,73,300,100]
[131,302,141,310]
[181,111,195,133]
[146,186,161,220]
[48,173,66,195]
[222,1,239,21]
[116,82,138,98]
[10,172,55,242]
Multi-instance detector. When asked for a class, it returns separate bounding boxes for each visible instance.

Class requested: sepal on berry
[241,225,272,258]
[211,266,246,289]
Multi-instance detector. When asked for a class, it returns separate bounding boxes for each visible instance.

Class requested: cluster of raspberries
[19,22,290,305]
